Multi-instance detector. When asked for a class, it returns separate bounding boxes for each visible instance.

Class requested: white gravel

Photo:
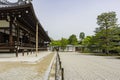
[60,52,120,80]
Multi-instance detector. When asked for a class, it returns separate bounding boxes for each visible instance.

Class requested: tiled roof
[0,0,29,8]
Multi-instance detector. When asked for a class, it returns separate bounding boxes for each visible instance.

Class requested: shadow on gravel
[115,57,120,59]
[103,56,120,60]
[86,53,120,56]
[80,53,120,59]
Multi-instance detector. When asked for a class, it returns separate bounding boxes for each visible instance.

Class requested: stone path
[0,51,50,62]
[0,51,54,80]
[60,52,120,80]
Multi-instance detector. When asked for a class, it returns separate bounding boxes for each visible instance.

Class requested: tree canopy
[79,32,85,40]
[68,34,78,45]
[96,12,118,54]
[97,12,117,29]
[60,38,68,51]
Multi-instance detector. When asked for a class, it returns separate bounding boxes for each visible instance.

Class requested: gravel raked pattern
[60,52,120,80]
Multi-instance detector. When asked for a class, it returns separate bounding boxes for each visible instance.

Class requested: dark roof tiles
[0,0,30,8]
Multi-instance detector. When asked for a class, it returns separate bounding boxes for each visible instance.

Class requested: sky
[10,0,120,40]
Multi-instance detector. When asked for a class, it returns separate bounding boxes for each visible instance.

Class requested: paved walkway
[0,51,51,62]
[0,51,54,80]
[60,52,120,80]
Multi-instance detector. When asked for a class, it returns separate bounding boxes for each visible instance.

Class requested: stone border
[43,53,56,80]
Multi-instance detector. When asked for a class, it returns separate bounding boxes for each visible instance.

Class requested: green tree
[60,38,68,51]
[97,12,117,29]
[79,32,85,40]
[81,36,92,52]
[79,32,85,44]
[97,11,118,54]
[68,34,78,45]
[82,36,91,46]
[50,40,61,46]
[108,27,120,53]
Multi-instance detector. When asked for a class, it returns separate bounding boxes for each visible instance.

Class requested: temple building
[0,0,51,56]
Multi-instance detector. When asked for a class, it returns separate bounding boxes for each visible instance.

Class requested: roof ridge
[0,0,32,8]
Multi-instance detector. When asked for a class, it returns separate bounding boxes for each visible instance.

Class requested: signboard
[0,20,9,28]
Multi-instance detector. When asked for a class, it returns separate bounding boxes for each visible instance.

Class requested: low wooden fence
[55,52,64,80]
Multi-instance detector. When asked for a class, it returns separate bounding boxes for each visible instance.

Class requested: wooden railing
[0,42,48,57]
[55,51,64,80]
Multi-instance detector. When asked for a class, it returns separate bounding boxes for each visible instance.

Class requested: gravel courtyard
[60,52,120,80]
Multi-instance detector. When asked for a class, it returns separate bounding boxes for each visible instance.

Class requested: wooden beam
[36,22,38,57]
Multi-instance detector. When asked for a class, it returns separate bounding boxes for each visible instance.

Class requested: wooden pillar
[36,22,38,57]
[9,20,13,52]
[16,25,20,57]
[31,49,32,54]
[22,49,24,56]
[27,50,29,55]
[29,33,31,45]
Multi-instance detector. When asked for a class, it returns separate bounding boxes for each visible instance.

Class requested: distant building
[50,45,81,52]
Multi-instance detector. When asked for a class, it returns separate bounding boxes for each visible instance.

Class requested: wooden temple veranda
[0,0,51,57]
